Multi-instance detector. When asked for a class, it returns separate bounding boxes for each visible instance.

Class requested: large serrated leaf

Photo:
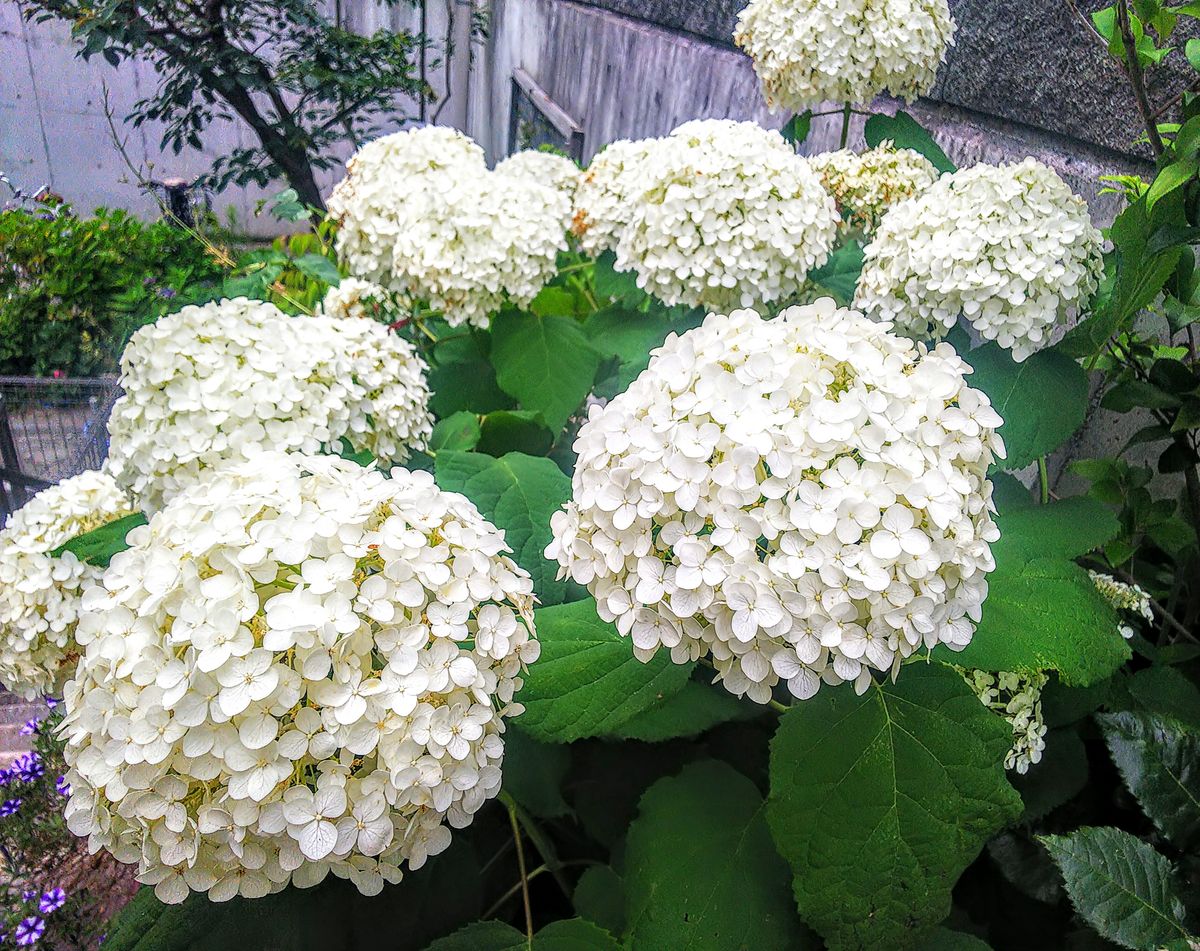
[1097,711,1200,851]
[1040,827,1193,950]
[623,760,808,951]
[965,343,1089,471]
[434,451,582,607]
[863,111,955,174]
[514,598,692,743]
[605,678,759,742]
[490,310,603,432]
[766,663,1022,951]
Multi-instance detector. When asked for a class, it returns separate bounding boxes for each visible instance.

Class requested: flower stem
[1038,456,1050,505]
[506,799,534,948]
[768,698,791,715]
[839,103,853,149]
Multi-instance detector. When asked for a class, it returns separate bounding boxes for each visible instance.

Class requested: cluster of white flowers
[320,278,404,324]
[733,0,956,112]
[571,139,661,256]
[1089,570,1154,639]
[0,471,136,698]
[855,158,1104,361]
[495,150,580,198]
[60,453,539,903]
[960,668,1048,774]
[329,128,570,328]
[575,120,839,309]
[547,300,1003,703]
[105,298,433,512]
[809,143,938,235]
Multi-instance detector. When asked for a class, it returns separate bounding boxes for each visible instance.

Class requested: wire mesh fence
[0,377,119,522]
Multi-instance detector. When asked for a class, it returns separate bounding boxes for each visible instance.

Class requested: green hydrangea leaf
[767,663,1022,950]
[434,451,583,607]
[478,410,554,457]
[573,865,626,938]
[965,343,1089,471]
[490,310,604,432]
[606,678,760,742]
[807,240,864,305]
[1040,827,1194,950]
[1127,665,1200,728]
[424,919,620,951]
[1097,711,1200,850]
[429,411,482,453]
[501,723,571,819]
[584,305,675,393]
[624,760,809,951]
[863,111,955,174]
[515,598,692,743]
[51,511,147,568]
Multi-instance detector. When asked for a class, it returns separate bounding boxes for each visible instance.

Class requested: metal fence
[0,377,119,522]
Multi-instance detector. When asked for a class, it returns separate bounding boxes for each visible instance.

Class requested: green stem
[839,102,853,149]
[768,698,791,715]
[1038,457,1050,505]
[505,800,534,949]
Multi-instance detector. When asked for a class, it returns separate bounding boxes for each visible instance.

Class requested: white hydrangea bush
[495,149,581,198]
[733,0,956,112]
[855,158,1105,361]
[601,119,840,309]
[961,669,1048,774]
[809,142,939,235]
[329,127,570,329]
[547,299,1003,703]
[59,453,540,903]
[0,470,136,698]
[319,278,404,324]
[106,298,433,512]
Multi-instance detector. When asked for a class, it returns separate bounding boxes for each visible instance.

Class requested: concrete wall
[0,0,473,234]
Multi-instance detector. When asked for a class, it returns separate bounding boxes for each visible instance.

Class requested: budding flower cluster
[855,158,1104,361]
[0,471,135,698]
[548,300,1003,703]
[319,278,405,324]
[808,143,939,235]
[960,668,1048,774]
[60,454,539,903]
[733,0,956,112]
[1089,570,1154,640]
[105,298,433,512]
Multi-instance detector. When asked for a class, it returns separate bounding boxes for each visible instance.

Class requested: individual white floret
[105,298,433,511]
[0,470,135,698]
[548,300,1003,704]
[734,0,956,112]
[60,453,539,903]
[855,158,1104,361]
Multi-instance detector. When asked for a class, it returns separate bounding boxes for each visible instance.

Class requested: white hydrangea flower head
[0,470,135,698]
[809,142,939,235]
[855,158,1104,361]
[961,668,1048,774]
[495,150,581,198]
[547,300,1003,704]
[328,129,570,328]
[609,119,840,309]
[106,298,433,512]
[385,171,571,328]
[320,278,404,324]
[327,126,487,287]
[1089,570,1154,639]
[60,453,539,904]
[733,0,956,112]
[572,138,661,255]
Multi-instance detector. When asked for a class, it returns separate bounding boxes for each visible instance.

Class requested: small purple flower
[38,889,65,915]
[19,716,40,736]
[43,696,58,710]
[55,775,70,797]
[0,798,23,817]
[14,916,45,945]
[158,287,177,299]
[13,752,43,782]
[22,890,35,901]
[0,768,12,788]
